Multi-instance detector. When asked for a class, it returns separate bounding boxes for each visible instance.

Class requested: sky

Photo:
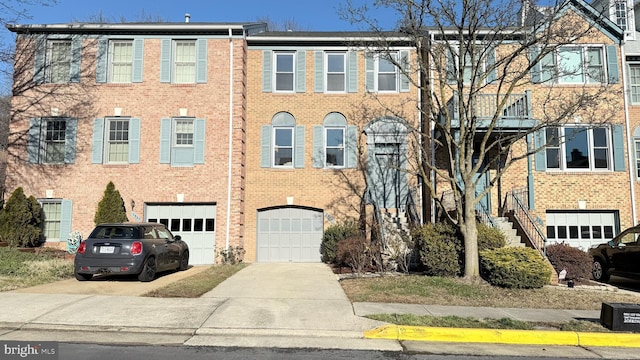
[13,0,398,31]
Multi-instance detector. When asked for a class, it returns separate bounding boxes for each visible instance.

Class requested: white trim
[273,51,296,93]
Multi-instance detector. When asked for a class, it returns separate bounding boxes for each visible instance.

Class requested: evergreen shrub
[320,218,359,264]
[94,181,128,225]
[0,187,43,247]
[480,247,551,289]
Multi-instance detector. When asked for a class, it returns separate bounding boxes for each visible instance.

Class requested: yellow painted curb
[365,325,640,346]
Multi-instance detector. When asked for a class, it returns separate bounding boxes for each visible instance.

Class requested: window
[636,139,640,178]
[545,126,612,171]
[261,112,305,168]
[92,117,139,165]
[28,117,77,164]
[326,52,346,92]
[109,40,133,83]
[312,112,357,169]
[47,40,72,83]
[106,118,129,163]
[174,40,196,83]
[325,128,345,167]
[377,53,398,92]
[615,0,627,31]
[159,117,205,167]
[41,201,61,241]
[630,65,640,104]
[34,36,80,84]
[274,127,294,166]
[275,52,295,92]
[542,46,605,84]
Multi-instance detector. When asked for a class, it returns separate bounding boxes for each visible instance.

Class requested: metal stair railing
[505,189,547,255]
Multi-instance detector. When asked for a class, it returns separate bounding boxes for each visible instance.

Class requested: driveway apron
[200,263,382,333]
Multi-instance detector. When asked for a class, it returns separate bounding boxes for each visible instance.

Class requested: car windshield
[90,226,138,239]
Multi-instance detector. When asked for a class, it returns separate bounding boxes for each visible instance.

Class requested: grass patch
[0,247,73,291]
[341,274,640,310]
[143,263,246,298]
[366,314,609,332]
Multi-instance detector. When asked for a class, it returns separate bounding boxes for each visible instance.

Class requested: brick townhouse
[3,0,636,264]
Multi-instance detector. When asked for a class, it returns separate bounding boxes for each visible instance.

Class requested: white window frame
[173,40,196,84]
[325,52,346,93]
[615,0,627,31]
[46,40,71,83]
[108,40,133,84]
[635,138,640,179]
[43,118,67,164]
[630,64,640,104]
[376,52,399,93]
[551,46,605,85]
[173,118,195,147]
[274,52,295,92]
[104,117,129,164]
[325,127,345,168]
[545,125,613,172]
[273,126,294,167]
[40,200,62,241]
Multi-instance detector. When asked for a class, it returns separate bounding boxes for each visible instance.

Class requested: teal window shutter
[446,50,456,84]
[533,129,546,171]
[312,125,324,168]
[400,50,410,92]
[314,51,324,92]
[70,35,82,83]
[132,38,144,83]
[365,54,374,91]
[263,50,272,92]
[196,39,207,83]
[96,37,108,83]
[129,118,141,164]
[346,125,358,168]
[28,118,42,164]
[530,47,541,84]
[348,50,358,93]
[613,124,625,171]
[486,47,496,84]
[160,39,171,83]
[33,35,46,84]
[606,45,619,84]
[296,50,306,93]
[92,118,104,164]
[260,125,271,167]
[194,118,205,164]
[64,118,77,164]
[160,118,171,163]
[294,125,305,168]
[59,199,73,242]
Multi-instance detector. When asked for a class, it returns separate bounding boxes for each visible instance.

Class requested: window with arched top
[312,112,358,169]
[260,112,305,168]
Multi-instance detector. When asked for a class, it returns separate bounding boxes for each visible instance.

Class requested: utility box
[600,303,640,332]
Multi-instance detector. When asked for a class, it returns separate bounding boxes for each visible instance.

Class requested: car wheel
[138,256,157,282]
[592,258,610,283]
[75,272,92,281]
[179,250,189,271]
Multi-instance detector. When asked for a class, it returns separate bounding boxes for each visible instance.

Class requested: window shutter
[196,39,207,83]
[446,50,456,84]
[129,118,141,164]
[160,39,171,83]
[33,35,46,84]
[346,125,358,168]
[70,35,82,83]
[160,118,171,163]
[59,199,73,242]
[28,118,41,164]
[294,125,305,168]
[132,38,144,83]
[96,37,108,83]
[365,54,374,91]
[486,47,497,84]
[312,125,324,168]
[314,51,324,93]
[92,118,104,164]
[530,47,542,84]
[64,118,77,164]
[296,50,306,93]
[606,45,619,84]
[348,50,358,93]
[400,50,410,92]
[533,128,546,171]
[194,118,205,164]
[260,125,272,167]
[262,50,272,92]
[613,124,625,171]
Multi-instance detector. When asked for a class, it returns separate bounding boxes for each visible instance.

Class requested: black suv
[589,225,640,283]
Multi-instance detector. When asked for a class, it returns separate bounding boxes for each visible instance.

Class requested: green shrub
[94,181,128,225]
[477,223,506,251]
[337,235,371,274]
[480,247,551,289]
[321,218,359,264]
[545,243,591,280]
[0,187,43,247]
[219,246,246,265]
[413,222,462,277]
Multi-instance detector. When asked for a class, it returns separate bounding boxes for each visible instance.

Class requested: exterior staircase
[379,209,413,271]
[493,216,524,247]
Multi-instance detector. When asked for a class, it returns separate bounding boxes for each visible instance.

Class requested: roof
[6,22,268,36]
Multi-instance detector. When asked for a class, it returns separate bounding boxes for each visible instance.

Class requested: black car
[74,223,189,282]
[589,224,640,283]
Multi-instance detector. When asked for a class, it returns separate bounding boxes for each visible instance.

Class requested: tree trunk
[461,190,480,280]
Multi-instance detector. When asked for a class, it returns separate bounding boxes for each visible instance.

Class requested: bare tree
[342,0,622,281]
[256,16,309,31]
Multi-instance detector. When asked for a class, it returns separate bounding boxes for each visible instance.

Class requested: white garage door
[546,211,618,250]
[145,203,216,265]
[257,206,324,262]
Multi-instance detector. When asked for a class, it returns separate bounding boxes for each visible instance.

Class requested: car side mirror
[174,235,182,241]
[607,240,615,247]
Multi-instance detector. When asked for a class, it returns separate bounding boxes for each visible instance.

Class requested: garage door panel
[547,211,617,250]
[257,207,323,262]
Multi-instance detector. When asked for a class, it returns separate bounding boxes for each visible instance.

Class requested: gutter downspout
[621,43,638,225]
[226,28,234,251]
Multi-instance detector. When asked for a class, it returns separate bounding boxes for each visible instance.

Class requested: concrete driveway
[10,265,209,296]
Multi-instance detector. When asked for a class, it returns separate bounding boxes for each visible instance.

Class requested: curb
[364,325,640,347]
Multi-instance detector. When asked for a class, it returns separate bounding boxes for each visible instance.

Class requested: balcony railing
[444,90,535,129]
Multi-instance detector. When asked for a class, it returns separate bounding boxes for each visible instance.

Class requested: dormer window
[615,0,627,31]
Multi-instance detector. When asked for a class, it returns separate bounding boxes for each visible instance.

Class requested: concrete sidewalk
[1,263,640,357]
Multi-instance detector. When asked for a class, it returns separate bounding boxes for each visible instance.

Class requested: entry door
[374,144,401,209]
